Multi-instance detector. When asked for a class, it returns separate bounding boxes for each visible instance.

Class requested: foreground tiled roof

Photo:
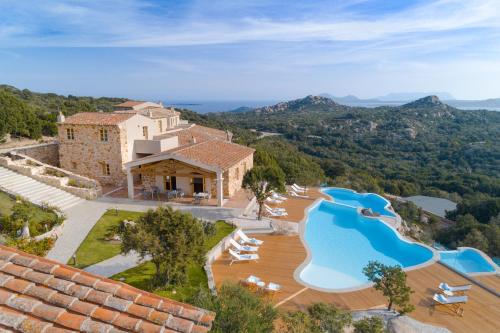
[154,125,228,146]
[0,246,215,333]
[61,113,136,126]
[169,140,254,170]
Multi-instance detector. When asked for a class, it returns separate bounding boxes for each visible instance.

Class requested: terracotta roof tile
[153,124,228,145]
[114,101,146,108]
[62,112,136,125]
[0,245,215,332]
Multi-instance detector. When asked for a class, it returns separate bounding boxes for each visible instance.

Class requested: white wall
[122,114,160,162]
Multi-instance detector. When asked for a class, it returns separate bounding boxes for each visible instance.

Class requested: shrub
[7,238,54,256]
[354,316,385,333]
[190,282,277,333]
[44,168,66,178]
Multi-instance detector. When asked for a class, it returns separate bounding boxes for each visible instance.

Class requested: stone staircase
[0,166,85,211]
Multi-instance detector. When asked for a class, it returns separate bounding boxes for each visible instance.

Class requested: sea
[166,100,500,113]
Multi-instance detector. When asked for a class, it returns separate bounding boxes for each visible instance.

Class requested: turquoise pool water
[298,196,434,290]
[439,249,498,274]
[322,188,396,217]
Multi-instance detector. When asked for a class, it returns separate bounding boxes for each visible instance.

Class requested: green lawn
[112,220,235,302]
[0,191,15,216]
[68,210,143,268]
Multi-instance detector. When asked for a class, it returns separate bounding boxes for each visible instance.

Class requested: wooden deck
[265,188,328,222]
[473,274,500,293]
[212,234,500,333]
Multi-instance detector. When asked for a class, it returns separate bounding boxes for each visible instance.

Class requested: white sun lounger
[266,207,288,217]
[229,249,259,266]
[291,184,306,193]
[266,197,283,204]
[236,230,264,246]
[433,293,468,316]
[290,190,309,198]
[293,183,306,191]
[439,282,472,293]
[271,191,288,201]
[230,238,259,252]
[264,203,286,212]
[266,282,281,292]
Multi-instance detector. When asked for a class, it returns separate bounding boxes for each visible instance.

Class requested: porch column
[126,167,134,199]
[216,170,224,207]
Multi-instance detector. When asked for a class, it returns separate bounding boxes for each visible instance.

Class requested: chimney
[57,111,65,123]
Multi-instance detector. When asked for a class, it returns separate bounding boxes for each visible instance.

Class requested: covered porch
[125,155,225,207]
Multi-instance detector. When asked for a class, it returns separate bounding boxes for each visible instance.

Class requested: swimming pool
[439,248,498,275]
[296,193,436,291]
[322,188,396,217]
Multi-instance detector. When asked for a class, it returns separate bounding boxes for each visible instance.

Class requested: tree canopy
[118,206,205,286]
[363,261,414,314]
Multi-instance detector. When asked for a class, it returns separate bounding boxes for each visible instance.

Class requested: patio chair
[236,230,264,246]
[438,282,472,295]
[229,249,259,266]
[293,183,307,191]
[266,197,283,204]
[241,275,265,291]
[264,203,286,212]
[289,190,309,198]
[230,238,259,252]
[265,206,288,217]
[271,192,288,201]
[291,184,306,193]
[432,293,468,316]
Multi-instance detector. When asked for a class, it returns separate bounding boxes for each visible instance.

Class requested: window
[142,126,148,139]
[235,167,240,180]
[66,128,75,140]
[101,162,110,176]
[243,162,247,173]
[99,128,108,142]
[158,120,163,132]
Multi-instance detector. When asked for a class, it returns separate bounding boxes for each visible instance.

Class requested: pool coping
[439,247,500,277]
[293,188,439,293]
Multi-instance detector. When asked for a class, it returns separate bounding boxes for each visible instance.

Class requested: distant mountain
[447,98,500,109]
[319,93,379,104]
[253,95,337,113]
[401,95,449,110]
[377,91,455,101]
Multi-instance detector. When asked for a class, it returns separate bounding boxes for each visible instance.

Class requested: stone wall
[13,142,59,166]
[224,154,254,197]
[58,123,126,186]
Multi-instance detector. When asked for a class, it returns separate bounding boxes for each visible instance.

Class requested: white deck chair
[432,294,468,316]
[265,207,288,217]
[291,184,306,193]
[264,203,286,212]
[293,183,306,191]
[236,230,264,246]
[229,249,259,266]
[439,283,472,294]
[271,191,288,201]
[266,282,281,292]
[290,190,309,198]
[230,238,259,252]
[266,197,283,204]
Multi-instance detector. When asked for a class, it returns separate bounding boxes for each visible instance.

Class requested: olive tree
[119,206,205,286]
[242,166,285,220]
[363,261,414,314]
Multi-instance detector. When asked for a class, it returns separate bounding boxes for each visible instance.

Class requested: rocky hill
[253,95,337,113]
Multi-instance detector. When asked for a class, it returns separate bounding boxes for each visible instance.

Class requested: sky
[1,0,500,101]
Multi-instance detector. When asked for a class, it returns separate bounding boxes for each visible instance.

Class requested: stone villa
[57,101,254,206]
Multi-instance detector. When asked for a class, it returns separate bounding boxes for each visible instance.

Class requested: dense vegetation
[206,95,500,257]
[0,85,126,139]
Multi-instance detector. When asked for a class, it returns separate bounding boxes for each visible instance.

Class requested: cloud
[0,0,499,47]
